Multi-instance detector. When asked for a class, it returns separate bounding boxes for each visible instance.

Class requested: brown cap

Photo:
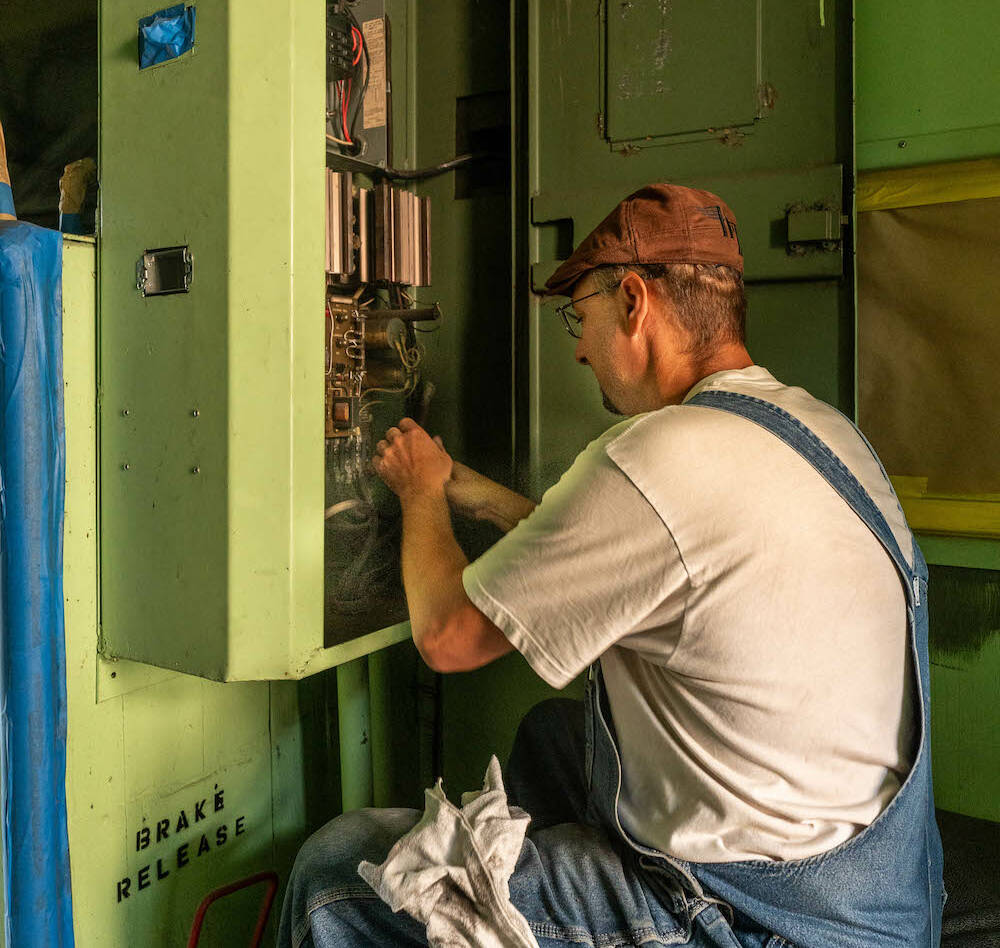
[543,183,742,296]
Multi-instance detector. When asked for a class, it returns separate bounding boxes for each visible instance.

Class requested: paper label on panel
[363,19,387,130]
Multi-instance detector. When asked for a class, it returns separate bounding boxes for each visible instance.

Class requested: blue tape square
[138,4,196,69]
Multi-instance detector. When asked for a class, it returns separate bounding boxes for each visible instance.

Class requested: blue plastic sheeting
[0,185,13,218]
[139,4,196,69]
[0,222,73,947]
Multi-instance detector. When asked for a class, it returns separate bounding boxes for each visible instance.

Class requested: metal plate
[136,246,192,296]
[605,0,763,144]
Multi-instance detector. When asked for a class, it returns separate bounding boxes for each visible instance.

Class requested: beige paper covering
[58,157,97,215]
[0,117,14,220]
[858,197,1000,494]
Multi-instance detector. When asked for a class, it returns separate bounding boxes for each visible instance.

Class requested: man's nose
[574,338,588,365]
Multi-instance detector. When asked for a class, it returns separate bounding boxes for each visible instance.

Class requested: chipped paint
[654,29,671,69]
[715,127,746,147]
[617,71,634,100]
[618,143,641,157]
[619,0,634,17]
[756,81,778,112]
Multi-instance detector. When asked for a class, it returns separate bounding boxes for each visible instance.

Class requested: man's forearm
[448,461,536,532]
[400,489,470,656]
[478,480,537,532]
[398,488,515,672]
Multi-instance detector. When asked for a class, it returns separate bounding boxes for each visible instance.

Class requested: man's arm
[373,419,515,672]
[442,456,536,533]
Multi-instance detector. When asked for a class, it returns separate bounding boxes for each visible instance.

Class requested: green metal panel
[606,0,762,143]
[856,0,1000,170]
[98,0,414,680]
[854,4,1000,817]
[62,238,312,944]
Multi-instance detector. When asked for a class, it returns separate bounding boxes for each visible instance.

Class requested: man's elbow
[412,619,451,672]
[413,606,511,673]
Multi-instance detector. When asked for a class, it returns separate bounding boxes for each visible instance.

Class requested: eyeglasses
[556,284,619,338]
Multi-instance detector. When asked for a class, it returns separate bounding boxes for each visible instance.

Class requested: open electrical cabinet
[97,0,512,681]
[98,0,855,684]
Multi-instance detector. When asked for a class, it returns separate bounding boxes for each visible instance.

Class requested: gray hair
[591,263,746,361]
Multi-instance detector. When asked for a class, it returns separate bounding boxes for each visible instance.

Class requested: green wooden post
[337,657,373,811]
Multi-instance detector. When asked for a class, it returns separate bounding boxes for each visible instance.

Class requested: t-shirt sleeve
[462,431,689,689]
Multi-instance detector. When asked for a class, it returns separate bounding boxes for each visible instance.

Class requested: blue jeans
[279,699,758,948]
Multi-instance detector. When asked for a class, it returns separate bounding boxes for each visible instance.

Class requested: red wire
[342,78,352,142]
[351,27,363,65]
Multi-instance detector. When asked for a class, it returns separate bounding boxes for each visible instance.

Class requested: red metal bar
[187,870,280,948]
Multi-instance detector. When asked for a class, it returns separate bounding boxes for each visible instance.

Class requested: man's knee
[514,697,584,746]
[280,808,423,948]
[291,808,421,888]
[510,698,585,770]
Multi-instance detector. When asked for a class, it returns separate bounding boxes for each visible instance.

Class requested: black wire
[377,153,488,181]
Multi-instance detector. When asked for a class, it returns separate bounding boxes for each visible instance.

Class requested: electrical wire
[351,26,363,65]
[396,288,443,332]
[376,153,488,181]
[344,7,370,148]
[342,78,352,142]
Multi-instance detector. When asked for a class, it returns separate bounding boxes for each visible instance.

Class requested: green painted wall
[856,2,1000,821]
[856,0,1000,170]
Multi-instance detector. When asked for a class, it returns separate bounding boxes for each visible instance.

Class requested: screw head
[122,408,130,416]
[191,466,200,474]
[122,463,130,471]
[898,139,907,148]
[192,409,200,417]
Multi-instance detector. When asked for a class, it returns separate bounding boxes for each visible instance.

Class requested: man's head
[545,184,751,415]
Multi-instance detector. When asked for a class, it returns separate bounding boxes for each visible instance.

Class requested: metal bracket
[136,246,193,296]
[786,208,846,253]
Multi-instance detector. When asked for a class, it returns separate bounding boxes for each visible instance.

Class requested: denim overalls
[584,391,945,948]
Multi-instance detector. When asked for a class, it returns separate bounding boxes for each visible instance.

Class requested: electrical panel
[322,164,437,646]
[96,0,444,681]
[326,0,390,172]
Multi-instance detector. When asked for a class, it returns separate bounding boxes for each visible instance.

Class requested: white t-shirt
[463,366,915,863]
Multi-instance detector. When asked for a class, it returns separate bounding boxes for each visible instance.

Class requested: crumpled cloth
[358,756,540,948]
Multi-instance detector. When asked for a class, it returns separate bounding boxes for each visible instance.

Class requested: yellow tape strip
[857,158,1000,212]
[891,476,1000,539]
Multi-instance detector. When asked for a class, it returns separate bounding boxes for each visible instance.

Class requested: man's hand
[373,418,452,501]
[370,418,515,673]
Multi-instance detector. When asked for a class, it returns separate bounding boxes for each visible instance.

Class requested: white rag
[357,756,540,948]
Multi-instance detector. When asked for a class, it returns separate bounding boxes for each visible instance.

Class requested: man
[280,184,943,947]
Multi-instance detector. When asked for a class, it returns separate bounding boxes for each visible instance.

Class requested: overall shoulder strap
[688,390,915,591]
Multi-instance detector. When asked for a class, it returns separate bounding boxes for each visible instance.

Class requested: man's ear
[619,271,650,337]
